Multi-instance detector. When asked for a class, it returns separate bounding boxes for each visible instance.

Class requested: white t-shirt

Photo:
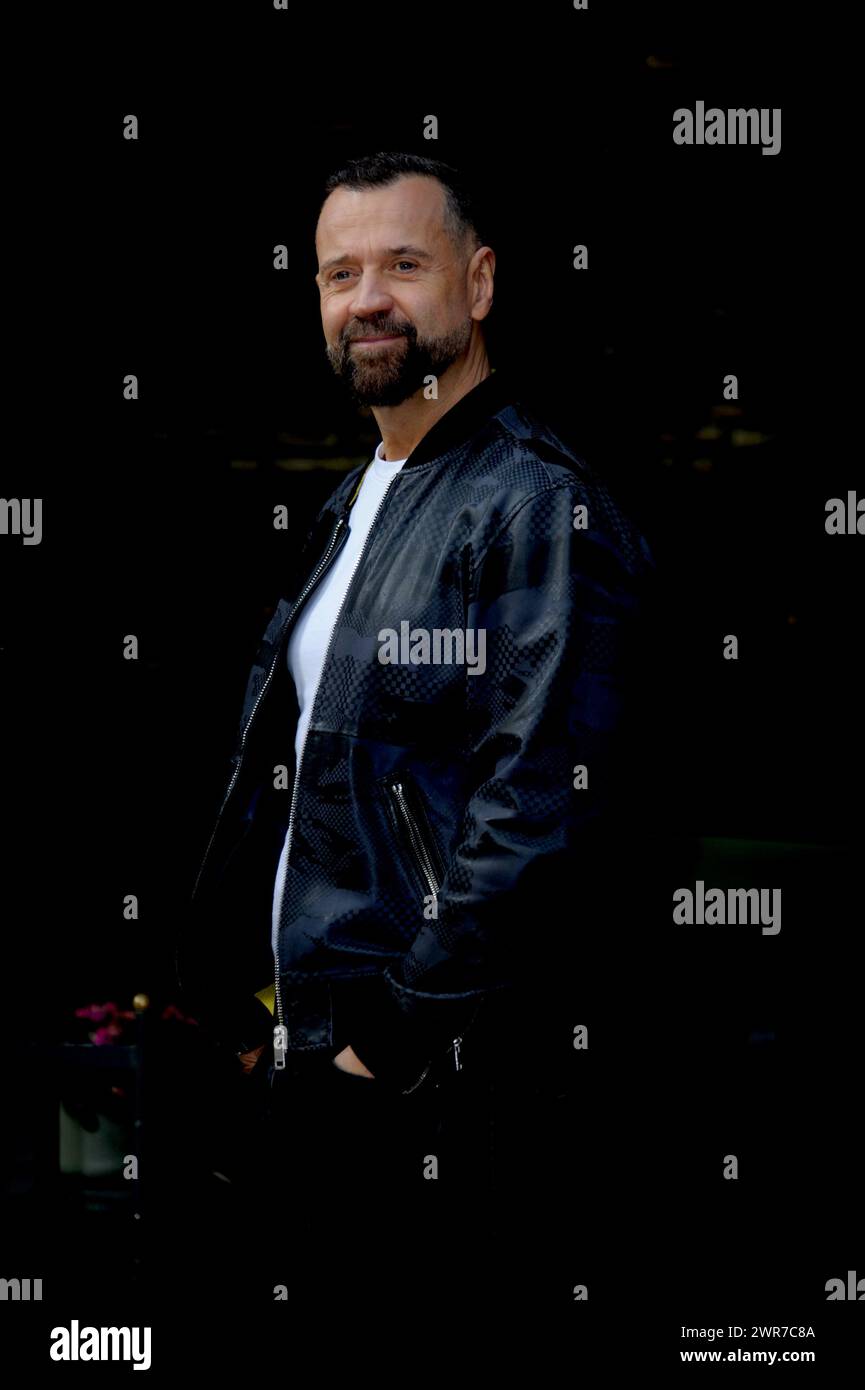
[271,440,408,940]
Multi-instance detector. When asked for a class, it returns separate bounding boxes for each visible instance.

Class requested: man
[175,150,654,1308]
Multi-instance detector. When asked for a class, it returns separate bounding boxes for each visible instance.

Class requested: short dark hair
[319,151,484,259]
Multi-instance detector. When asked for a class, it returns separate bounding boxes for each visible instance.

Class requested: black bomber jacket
[174,367,656,1094]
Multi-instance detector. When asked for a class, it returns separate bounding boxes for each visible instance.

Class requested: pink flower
[75,1004,112,1022]
[90,1023,123,1046]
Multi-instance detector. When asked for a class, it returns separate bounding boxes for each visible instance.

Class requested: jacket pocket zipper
[383,774,474,1089]
[384,774,444,906]
[400,998,485,1095]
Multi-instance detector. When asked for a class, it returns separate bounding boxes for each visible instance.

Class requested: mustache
[344,323,413,343]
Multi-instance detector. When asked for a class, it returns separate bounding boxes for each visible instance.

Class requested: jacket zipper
[272,470,401,1070]
[182,504,352,1002]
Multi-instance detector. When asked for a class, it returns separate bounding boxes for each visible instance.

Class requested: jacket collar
[337,367,517,520]
[393,366,517,471]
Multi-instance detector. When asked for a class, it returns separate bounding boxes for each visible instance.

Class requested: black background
[1,0,861,1371]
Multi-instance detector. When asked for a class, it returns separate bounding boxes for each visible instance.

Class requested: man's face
[315,175,476,407]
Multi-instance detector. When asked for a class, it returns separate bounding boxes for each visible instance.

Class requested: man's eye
[328,262,416,282]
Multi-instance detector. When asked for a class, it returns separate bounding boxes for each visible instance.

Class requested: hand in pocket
[237,1043,266,1075]
[331,1044,376,1078]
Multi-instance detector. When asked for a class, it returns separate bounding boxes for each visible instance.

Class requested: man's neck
[374,356,493,462]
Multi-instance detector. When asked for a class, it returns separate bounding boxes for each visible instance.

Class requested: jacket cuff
[198,991,276,1057]
[348,982,436,1093]
[237,995,277,1053]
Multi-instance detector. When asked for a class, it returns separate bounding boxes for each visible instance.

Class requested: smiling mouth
[350,334,402,344]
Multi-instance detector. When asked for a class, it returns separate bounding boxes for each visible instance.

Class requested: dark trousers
[222,1049,566,1316]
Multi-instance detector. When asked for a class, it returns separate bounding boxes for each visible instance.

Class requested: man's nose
[347,270,393,319]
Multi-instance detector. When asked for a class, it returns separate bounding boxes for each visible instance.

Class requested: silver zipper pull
[273,1024,288,1070]
[452,1035,462,1071]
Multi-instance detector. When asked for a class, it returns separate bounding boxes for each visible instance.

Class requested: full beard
[327,317,474,408]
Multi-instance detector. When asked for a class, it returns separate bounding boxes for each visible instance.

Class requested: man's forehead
[316,177,446,253]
